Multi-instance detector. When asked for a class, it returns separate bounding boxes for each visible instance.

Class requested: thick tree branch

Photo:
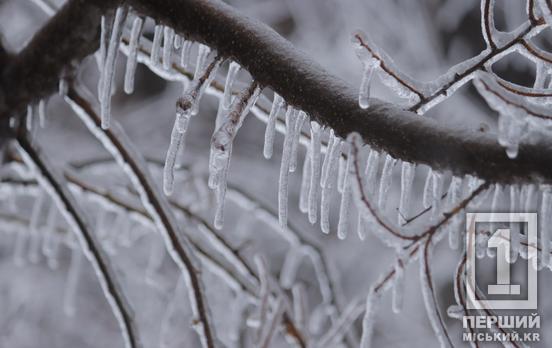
[2,0,552,184]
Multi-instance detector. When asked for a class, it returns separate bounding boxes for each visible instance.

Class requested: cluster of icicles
[93,8,552,254]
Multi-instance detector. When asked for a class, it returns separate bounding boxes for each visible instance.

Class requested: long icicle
[308,122,322,224]
[124,16,144,94]
[263,94,284,159]
[100,6,128,130]
[278,106,298,227]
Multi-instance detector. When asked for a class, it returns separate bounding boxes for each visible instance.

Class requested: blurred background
[0,0,551,347]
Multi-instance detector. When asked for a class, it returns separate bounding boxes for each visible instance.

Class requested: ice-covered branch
[4,0,552,184]
[64,87,222,348]
[14,131,140,348]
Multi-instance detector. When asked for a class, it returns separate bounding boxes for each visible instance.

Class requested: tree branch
[2,0,552,185]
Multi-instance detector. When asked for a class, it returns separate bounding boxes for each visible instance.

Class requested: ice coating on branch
[337,144,352,240]
[292,284,307,332]
[358,60,379,109]
[150,24,163,65]
[540,185,551,268]
[258,297,285,348]
[209,84,261,229]
[278,107,298,227]
[180,40,193,68]
[392,256,405,314]
[308,122,322,224]
[447,176,463,249]
[63,248,83,316]
[223,62,241,109]
[351,30,422,104]
[176,50,221,133]
[472,72,543,158]
[162,26,175,70]
[124,17,144,94]
[398,162,415,225]
[163,123,186,195]
[377,154,396,209]
[263,94,285,159]
[359,289,381,348]
[289,111,307,172]
[100,7,127,130]
[195,44,210,79]
[280,246,304,289]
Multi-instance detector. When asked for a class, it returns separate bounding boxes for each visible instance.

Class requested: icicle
[497,112,525,159]
[174,35,182,49]
[150,24,163,66]
[28,192,45,263]
[38,99,47,128]
[280,246,304,289]
[377,154,396,209]
[392,257,405,314]
[124,16,144,94]
[263,94,285,159]
[289,111,307,172]
[163,123,186,195]
[320,133,342,234]
[278,107,298,227]
[162,26,175,70]
[509,185,520,263]
[42,202,59,266]
[64,248,83,316]
[100,7,127,130]
[398,162,415,225]
[447,176,463,249]
[337,156,346,194]
[359,290,380,348]
[195,44,210,79]
[430,171,444,220]
[223,62,241,108]
[364,150,380,197]
[337,145,353,240]
[180,40,193,68]
[540,185,551,268]
[422,169,433,209]
[97,14,112,97]
[210,84,261,229]
[299,150,311,213]
[308,122,322,224]
[358,60,379,109]
[26,104,34,131]
[488,183,502,258]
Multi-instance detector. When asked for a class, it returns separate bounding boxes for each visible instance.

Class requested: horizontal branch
[2,0,552,183]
